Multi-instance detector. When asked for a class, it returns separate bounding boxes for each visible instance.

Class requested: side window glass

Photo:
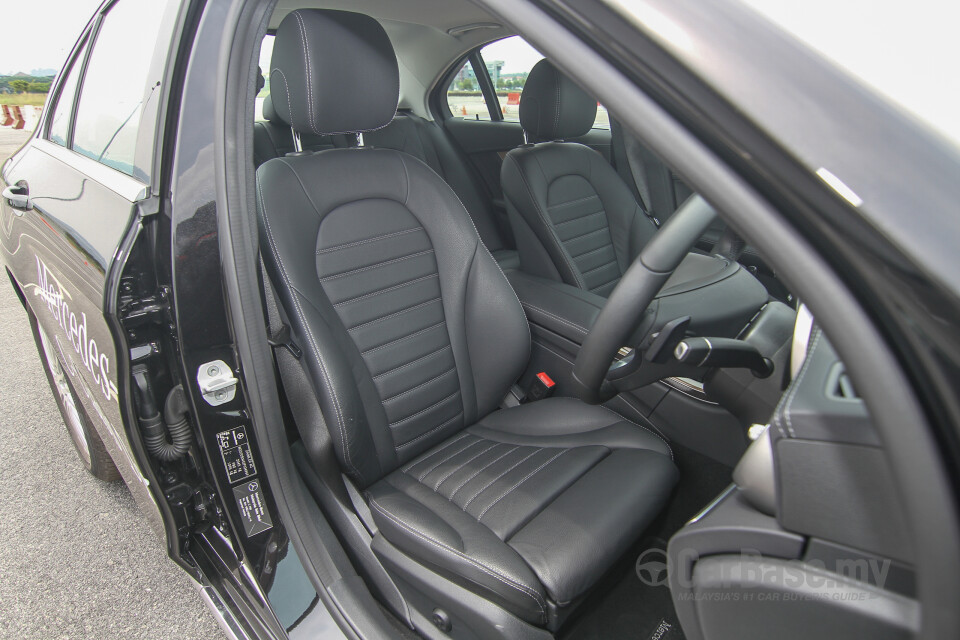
[48,41,87,147]
[478,36,544,122]
[446,59,490,120]
[72,0,169,176]
[595,104,610,130]
[257,34,275,121]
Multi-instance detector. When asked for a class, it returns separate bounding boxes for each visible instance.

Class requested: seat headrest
[262,94,281,123]
[270,9,399,135]
[519,59,597,142]
[256,66,265,93]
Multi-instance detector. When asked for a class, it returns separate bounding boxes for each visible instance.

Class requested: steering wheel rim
[571,195,719,403]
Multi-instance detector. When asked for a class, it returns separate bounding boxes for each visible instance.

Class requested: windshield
[739,0,960,147]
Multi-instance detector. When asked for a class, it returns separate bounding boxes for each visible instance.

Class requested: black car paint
[2,0,959,637]
[1,0,330,636]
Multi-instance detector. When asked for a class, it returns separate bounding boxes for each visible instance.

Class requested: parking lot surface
[0,127,223,639]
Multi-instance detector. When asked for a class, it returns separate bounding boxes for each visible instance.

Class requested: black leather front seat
[257,10,677,632]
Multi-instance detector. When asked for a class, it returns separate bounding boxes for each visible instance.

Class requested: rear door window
[257,34,274,120]
[477,36,543,122]
[446,36,609,128]
[446,59,491,120]
[48,40,87,147]
[72,0,169,177]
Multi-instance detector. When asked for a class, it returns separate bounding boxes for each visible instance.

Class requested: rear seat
[253,101,519,270]
[253,95,350,166]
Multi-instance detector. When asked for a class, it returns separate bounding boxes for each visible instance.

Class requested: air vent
[827,363,859,401]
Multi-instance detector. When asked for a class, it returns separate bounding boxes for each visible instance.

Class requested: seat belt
[258,258,378,535]
[623,135,665,227]
[612,118,661,227]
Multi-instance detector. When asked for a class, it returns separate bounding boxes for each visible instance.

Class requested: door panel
[1,140,151,509]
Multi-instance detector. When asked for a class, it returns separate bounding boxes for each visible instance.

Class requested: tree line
[1,75,53,95]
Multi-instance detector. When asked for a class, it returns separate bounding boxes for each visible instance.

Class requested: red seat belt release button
[522,372,556,403]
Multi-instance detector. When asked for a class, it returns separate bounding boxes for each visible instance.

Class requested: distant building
[453,60,504,90]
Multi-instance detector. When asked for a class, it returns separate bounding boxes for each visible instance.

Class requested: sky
[0,0,102,75]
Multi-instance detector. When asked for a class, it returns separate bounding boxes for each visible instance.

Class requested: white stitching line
[570,242,616,261]
[395,411,465,451]
[414,434,478,480]
[396,152,532,356]
[514,152,586,288]
[477,449,568,520]
[402,432,471,475]
[333,273,438,308]
[562,226,608,244]
[521,302,589,337]
[432,441,498,490]
[580,258,619,277]
[549,194,601,212]
[448,444,518,501]
[320,249,435,282]
[317,226,422,254]
[258,179,360,479]
[781,327,823,439]
[270,68,294,129]
[417,438,487,486]
[462,448,541,510]
[292,11,321,136]
[382,366,456,404]
[361,320,445,356]
[372,344,451,380]
[389,390,461,429]
[348,297,441,333]
[369,499,546,618]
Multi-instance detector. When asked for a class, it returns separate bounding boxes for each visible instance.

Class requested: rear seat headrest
[270,9,399,136]
[262,94,282,123]
[519,59,597,142]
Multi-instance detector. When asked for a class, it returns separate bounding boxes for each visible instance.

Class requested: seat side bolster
[471,396,671,456]
[256,158,392,486]
[464,242,531,419]
[586,148,657,268]
[509,449,679,604]
[502,148,586,288]
[368,474,549,625]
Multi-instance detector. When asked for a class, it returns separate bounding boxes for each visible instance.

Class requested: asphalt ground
[0,127,223,639]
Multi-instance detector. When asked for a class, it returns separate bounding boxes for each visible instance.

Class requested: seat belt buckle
[521,372,556,404]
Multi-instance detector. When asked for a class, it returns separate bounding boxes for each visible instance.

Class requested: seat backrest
[501,60,657,296]
[365,111,508,253]
[257,9,530,488]
[609,117,694,223]
[253,92,514,261]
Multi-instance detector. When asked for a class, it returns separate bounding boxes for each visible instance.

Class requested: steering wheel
[571,195,719,404]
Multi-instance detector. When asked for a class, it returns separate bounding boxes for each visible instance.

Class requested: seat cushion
[366,397,677,627]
